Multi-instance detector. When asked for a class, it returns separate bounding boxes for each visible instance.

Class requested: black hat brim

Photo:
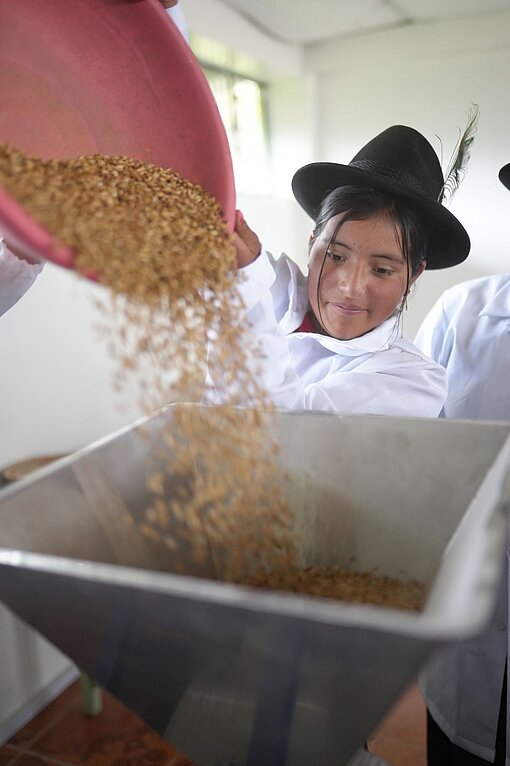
[292,162,470,270]
[499,163,510,191]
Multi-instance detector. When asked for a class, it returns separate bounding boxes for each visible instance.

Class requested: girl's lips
[328,302,366,316]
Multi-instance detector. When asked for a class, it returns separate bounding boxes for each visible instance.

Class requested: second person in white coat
[414,161,510,766]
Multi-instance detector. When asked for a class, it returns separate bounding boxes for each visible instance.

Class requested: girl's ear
[308,230,316,249]
[410,260,427,284]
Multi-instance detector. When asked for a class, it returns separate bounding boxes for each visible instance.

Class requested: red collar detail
[295,312,315,333]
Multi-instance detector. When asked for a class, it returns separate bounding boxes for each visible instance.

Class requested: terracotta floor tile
[24,689,190,766]
[0,746,74,766]
[369,735,427,766]
[0,745,18,765]
[368,680,426,765]
[7,681,427,766]
[370,680,426,746]
[9,684,81,750]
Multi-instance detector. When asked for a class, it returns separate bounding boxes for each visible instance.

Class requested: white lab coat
[415,274,510,764]
[223,249,447,417]
[0,242,42,317]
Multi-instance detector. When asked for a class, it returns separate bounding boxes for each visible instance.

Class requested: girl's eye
[326,250,344,263]
[374,267,394,277]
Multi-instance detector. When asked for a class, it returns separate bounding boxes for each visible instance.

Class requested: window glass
[190,36,270,193]
[204,68,270,193]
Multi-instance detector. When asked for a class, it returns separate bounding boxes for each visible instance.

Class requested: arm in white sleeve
[233,250,447,418]
[0,240,43,317]
[297,352,447,418]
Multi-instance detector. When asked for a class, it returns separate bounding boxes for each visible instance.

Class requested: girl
[230,124,471,418]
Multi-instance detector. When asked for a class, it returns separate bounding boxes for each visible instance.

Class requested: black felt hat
[499,163,510,191]
[291,125,470,269]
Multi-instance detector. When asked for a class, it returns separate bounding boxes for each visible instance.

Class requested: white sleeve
[166,4,189,42]
[228,250,448,418]
[285,351,448,418]
[235,249,317,405]
[0,241,43,317]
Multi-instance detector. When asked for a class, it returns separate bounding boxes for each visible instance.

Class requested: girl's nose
[339,262,366,297]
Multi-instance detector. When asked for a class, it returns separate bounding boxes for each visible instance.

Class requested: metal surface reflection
[0,406,509,766]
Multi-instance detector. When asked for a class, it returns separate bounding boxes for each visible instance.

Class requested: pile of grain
[0,144,295,581]
[241,565,427,611]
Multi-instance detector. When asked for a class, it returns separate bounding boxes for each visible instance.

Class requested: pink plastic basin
[0,0,235,268]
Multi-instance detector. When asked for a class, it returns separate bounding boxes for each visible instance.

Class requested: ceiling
[219,0,510,45]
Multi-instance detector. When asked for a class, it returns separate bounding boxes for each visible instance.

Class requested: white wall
[0,267,143,467]
[0,264,140,742]
[237,72,316,266]
[184,0,303,76]
[306,8,510,334]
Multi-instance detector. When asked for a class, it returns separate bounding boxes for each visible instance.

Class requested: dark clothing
[427,665,507,765]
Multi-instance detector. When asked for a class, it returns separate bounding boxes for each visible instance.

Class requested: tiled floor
[0,678,426,766]
[0,683,194,766]
[369,681,427,766]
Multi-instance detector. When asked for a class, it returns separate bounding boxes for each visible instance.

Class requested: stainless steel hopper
[0,406,509,766]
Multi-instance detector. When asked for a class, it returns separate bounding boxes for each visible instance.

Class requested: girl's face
[307,211,423,340]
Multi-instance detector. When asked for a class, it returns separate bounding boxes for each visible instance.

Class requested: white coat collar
[308,315,401,355]
[479,278,510,318]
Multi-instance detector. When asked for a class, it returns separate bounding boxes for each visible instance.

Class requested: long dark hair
[311,185,429,335]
